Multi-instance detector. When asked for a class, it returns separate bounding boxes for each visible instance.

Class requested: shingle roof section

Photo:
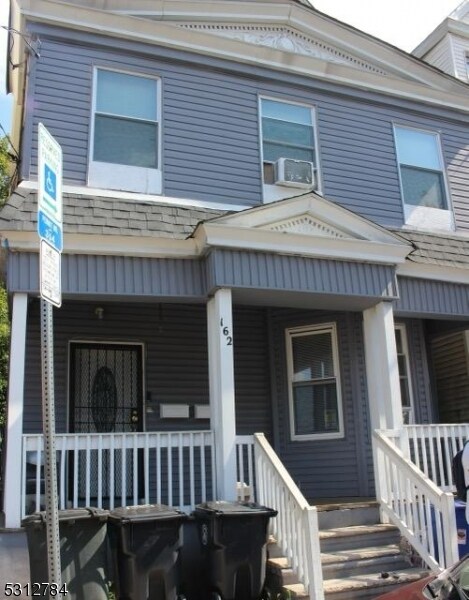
[0,188,226,239]
[391,228,469,269]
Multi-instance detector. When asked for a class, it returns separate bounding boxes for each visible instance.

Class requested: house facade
[1,2,469,592]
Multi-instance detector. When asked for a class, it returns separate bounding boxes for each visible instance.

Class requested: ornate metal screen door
[69,342,143,501]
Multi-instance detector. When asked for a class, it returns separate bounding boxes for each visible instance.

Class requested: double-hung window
[260,97,319,202]
[395,324,414,424]
[286,324,344,441]
[89,68,161,194]
[394,125,452,229]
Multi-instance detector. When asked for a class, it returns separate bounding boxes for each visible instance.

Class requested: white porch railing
[374,429,459,572]
[404,424,469,492]
[235,435,257,501]
[254,433,324,600]
[22,431,215,518]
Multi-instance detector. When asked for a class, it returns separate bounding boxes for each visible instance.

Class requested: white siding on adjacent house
[423,35,457,77]
[449,33,469,81]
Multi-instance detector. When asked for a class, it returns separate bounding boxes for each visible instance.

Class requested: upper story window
[260,97,319,203]
[88,68,161,194]
[286,323,344,441]
[394,125,453,230]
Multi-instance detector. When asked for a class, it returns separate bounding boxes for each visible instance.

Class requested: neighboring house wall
[423,35,457,77]
[447,33,469,80]
[22,27,469,230]
[430,330,469,423]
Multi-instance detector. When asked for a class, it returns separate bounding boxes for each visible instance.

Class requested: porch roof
[392,229,469,270]
[0,188,225,239]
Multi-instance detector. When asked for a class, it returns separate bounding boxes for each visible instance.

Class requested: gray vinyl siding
[23,26,469,230]
[8,253,207,299]
[22,300,272,439]
[395,276,469,319]
[268,309,372,500]
[206,249,398,299]
[448,34,469,81]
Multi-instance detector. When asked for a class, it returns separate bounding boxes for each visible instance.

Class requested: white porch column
[207,288,237,501]
[4,293,28,528]
[363,302,403,432]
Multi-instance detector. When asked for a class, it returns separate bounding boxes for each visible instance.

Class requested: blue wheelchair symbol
[44,164,56,201]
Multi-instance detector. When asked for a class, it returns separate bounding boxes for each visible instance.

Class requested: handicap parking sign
[38,123,62,252]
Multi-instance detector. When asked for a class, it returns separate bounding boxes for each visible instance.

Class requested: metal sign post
[38,123,63,592]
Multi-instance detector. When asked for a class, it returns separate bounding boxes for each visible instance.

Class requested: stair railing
[374,429,459,572]
[254,433,324,600]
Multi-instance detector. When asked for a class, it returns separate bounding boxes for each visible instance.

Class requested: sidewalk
[0,530,30,598]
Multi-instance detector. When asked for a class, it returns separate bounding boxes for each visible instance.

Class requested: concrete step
[317,502,380,530]
[283,567,429,600]
[319,523,400,552]
[321,543,410,579]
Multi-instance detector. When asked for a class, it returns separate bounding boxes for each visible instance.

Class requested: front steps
[266,501,429,600]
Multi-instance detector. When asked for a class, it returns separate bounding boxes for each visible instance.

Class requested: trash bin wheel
[210,593,222,600]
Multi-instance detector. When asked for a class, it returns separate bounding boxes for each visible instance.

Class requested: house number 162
[220,318,233,346]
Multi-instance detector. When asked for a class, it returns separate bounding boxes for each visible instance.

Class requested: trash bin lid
[108,504,188,524]
[22,507,108,528]
[194,501,277,518]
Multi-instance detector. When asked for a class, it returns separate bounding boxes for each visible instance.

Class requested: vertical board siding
[24,31,469,230]
[23,301,273,441]
[431,331,469,423]
[449,34,469,81]
[396,277,469,317]
[269,309,372,500]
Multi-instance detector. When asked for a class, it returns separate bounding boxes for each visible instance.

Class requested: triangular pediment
[178,24,389,75]
[194,193,411,264]
[207,192,404,245]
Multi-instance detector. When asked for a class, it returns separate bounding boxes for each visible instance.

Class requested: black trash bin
[193,501,277,600]
[22,508,109,600]
[108,504,188,600]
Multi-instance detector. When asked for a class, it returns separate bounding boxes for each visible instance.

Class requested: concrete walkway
[0,531,30,598]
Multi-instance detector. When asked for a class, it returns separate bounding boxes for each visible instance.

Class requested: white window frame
[259,95,321,204]
[393,123,454,231]
[395,323,415,425]
[286,323,344,442]
[88,67,162,195]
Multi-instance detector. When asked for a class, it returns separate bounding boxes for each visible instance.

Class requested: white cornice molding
[1,231,199,257]
[397,261,469,285]
[16,0,469,113]
[195,222,410,264]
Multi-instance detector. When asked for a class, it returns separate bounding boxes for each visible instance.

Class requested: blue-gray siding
[395,277,469,319]
[207,249,398,298]
[23,25,469,230]
[8,251,398,301]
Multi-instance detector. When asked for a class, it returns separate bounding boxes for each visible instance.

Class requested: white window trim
[259,95,321,204]
[393,123,454,231]
[88,66,162,195]
[286,323,344,442]
[395,323,415,425]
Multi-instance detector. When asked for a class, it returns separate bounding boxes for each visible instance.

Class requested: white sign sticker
[40,239,62,307]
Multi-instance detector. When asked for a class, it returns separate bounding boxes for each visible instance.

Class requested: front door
[69,342,144,501]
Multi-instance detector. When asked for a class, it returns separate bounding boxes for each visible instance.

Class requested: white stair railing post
[304,506,325,600]
[441,492,459,568]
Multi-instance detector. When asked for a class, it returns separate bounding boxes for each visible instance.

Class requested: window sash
[287,325,343,440]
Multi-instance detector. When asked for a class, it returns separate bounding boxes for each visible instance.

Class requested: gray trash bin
[22,508,109,600]
[108,504,188,600]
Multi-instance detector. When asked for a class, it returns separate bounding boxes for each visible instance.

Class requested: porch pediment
[194,193,411,265]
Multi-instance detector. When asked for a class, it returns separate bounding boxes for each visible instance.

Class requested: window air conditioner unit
[274,158,315,189]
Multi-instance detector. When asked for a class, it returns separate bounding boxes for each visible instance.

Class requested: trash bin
[108,504,188,600]
[22,508,109,600]
[193,501,277,600]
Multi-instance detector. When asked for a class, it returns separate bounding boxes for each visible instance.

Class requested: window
[286,324,344,441]
[260,97,319,201]
[394,125,453,230]
[89,68,161,194]
[395,324,414,424]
